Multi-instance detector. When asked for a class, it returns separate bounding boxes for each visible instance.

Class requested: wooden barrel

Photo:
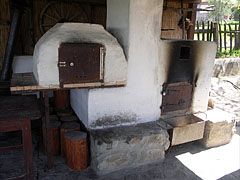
[60,122,80,157]
[54,90,70,110]
[60,115,79,123]
[42,121,61,156]
[64,131,88,170]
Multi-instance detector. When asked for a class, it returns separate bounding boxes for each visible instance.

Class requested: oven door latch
[58,61,66,67]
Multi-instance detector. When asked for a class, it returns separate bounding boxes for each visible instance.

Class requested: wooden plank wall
[4,0,107,57]
[0,0,10,73]
[161,2,189,39]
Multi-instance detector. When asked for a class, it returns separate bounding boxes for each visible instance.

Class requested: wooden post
[65,131,88,170]
[43,91,52,169]
[213,23,218,50]
[43,121,61,156]
[187,3,197,40]
[60,122,80,157]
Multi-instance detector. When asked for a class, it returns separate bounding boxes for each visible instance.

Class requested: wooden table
[10,72,125,169]
[0,96,41,180]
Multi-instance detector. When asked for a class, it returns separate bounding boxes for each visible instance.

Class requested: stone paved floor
[0,129,239,180]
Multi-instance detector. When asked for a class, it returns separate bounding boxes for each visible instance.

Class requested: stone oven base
[90,122,170,175]
[195,109,235,148]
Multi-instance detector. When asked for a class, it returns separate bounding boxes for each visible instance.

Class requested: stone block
[196,109,235,148]
[90,122,170,174]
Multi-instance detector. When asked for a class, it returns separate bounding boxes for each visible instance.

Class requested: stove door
[161,82,192,114]
[58,43,104,86]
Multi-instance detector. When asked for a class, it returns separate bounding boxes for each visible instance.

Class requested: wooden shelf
[10,73,125,93]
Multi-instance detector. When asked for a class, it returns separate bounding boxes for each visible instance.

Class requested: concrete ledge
[90,122,170,175]
[195,109,235,148]
[213,58,240,77]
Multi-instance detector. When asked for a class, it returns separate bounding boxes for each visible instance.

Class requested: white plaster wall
[107,0,130,57]
[70,89,89,127]
[33,23,127,87]
[12,56,33,73]
[191,41,217,112]
[71,0,164,129]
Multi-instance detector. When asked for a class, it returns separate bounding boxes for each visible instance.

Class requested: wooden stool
[64,131,88,170]
[60,115,79,123]
[0,96,41,180]
[60,122,80,157]
[43,121,61,156]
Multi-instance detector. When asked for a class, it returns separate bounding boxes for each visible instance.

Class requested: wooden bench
[0,96,41,180]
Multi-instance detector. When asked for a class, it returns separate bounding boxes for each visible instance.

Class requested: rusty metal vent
[161,82,192,114]
[179,46,190,60]
[58,43,105,86]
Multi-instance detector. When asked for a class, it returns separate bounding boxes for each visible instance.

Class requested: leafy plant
[217,49,240,58]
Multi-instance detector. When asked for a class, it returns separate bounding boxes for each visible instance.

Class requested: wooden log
[50,115,59,122]
[42,121,61,156]
[54,90,70,110]
[60,122,80,157]
[64,131,88,170]
[60,115,79,123]
[56,108,73,117]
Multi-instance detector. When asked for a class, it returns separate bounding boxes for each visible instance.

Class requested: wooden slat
[197,21,200,40]
[202,21,205,41]
[234,24,237,49]
[219,24,222,52]
[224,24,227,51]
[10,73,126,93]
[207,21,210,41]
[229,24,232,52]
[210,22,213,41]
[0,0,10,72]
[161,1,188,39]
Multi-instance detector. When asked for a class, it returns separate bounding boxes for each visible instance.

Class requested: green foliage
[208,0,233,22]
[217,49,240,58]
[231,0,240,21]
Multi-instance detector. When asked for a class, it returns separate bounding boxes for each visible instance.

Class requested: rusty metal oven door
[161,82,192,114]
[58,43,105,86]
